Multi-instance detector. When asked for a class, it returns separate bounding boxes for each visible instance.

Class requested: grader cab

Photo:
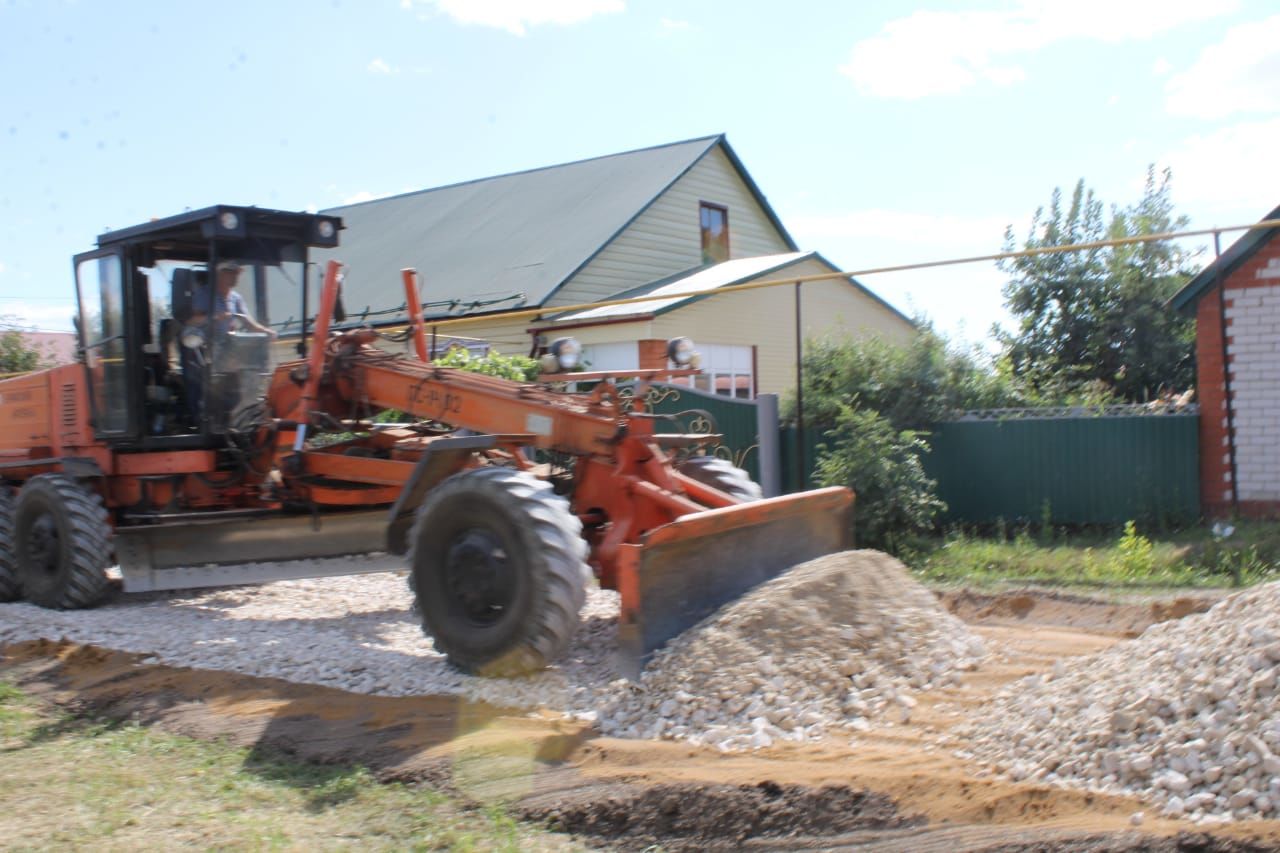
[0,206,852,676]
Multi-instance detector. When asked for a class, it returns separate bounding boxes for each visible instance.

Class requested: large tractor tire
[678,455,763,502]
[408,467,590,677]
[13,474,112,609]
[0,486,18,602]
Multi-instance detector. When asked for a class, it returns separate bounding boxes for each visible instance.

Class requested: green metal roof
[316,135,798,324]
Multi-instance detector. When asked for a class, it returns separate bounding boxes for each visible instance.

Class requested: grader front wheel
[13,475,112,609]
[408,467,590,677]
[0,486,19,602]
[678,455,763,501]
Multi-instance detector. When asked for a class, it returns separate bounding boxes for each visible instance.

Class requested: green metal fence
[628,388,1201,526]
[923,413,1201,525]
[779,412,1200,525]
[780,425,823,492]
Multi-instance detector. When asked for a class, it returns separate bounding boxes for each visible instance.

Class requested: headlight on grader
[539,337,582,374]
[666,336,701,368]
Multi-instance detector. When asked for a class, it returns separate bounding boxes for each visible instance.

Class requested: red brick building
[1171,207,1280,519]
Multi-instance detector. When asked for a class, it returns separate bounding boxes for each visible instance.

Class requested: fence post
[756,393,782,497]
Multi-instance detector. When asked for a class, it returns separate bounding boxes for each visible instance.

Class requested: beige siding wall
[433,315,536,357]
[644,258,914,395]
[548,146,793,308]
[549,320,653,347]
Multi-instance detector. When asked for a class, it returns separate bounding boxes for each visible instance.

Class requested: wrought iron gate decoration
[618,382,762,481]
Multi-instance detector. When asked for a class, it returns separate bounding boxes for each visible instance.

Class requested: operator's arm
[230,292,277,338]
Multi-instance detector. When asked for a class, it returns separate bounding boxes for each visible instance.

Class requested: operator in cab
[192,260,276,338]
[181,260,276,427]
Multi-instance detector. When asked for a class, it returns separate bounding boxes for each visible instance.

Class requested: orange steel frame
[265,261,752,592]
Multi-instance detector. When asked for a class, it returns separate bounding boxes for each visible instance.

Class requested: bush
[812,405,945,554]
[433,347,539,382]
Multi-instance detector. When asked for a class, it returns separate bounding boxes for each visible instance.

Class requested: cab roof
[95,205,342,250]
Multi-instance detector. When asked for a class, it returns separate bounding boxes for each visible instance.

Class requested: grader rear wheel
[0,486,18,602]
[678,455,763,502]
[14,474,112,609]
[408,467,590,677]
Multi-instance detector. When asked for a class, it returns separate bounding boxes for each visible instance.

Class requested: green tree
[996,167,1196,402]
[0,317,46,375]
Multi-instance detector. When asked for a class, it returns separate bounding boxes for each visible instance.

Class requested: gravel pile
[964,581,1280,823]
[596,550,987,751]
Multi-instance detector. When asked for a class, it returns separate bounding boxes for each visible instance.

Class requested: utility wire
[357,218,1280,336]
[2,217,1274,381]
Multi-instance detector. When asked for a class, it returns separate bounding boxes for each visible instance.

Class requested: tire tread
[679,456,763,501]
[0,487,18,602]
[408,466,590,676]
[16,474,111,610]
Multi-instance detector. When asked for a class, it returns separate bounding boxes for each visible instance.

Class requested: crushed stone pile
[596,550,987,751]
[963,581,1280,823]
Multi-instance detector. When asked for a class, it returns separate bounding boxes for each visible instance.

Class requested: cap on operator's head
[216,260,242,274]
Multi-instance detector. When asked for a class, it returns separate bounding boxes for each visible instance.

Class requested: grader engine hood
[614,486,854,677]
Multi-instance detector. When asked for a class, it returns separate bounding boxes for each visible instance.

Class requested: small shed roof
[317,135,796,322]
[547,251,914,327]
[550,252,811,322]
[1169,204,1280,315]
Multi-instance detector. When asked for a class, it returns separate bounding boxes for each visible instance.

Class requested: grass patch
[0,680,574,851]
[911,519,1280,590]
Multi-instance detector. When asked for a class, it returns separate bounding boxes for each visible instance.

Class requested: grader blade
[113,509,392,592]
[615,487,853,678]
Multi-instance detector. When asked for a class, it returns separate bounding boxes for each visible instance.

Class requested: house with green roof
[319,135,914,396]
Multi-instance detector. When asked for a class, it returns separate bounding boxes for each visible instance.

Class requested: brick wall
[638,339,668,370]
[1199,233,1280,518]
[1196,286,1232,516]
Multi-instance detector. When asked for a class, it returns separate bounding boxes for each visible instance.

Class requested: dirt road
[3,588,1278,851]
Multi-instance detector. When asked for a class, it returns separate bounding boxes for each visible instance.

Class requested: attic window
[700,202,729,264]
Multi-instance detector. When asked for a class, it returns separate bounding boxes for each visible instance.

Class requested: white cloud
[1161,117,1280,216]
[1152,57,1173,76]
[1165,14,1280,119]
[1107,94,1121,107]
[409,0,624,36]
[841,1,1239,99]
[0,261,6,275]
[367,58,394,74]
[659,17,690,32]
[342,190,378,205]
[789,209,1012,251]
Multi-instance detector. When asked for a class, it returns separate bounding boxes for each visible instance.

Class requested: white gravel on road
[0,558,624,715]
[0,550,984,757]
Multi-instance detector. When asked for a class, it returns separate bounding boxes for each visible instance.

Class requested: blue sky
[1,0,1277,345]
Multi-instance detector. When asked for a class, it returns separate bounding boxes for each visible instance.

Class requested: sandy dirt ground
[4,588,1279,852]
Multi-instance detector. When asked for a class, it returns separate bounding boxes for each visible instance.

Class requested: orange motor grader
[0,206,852,675]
